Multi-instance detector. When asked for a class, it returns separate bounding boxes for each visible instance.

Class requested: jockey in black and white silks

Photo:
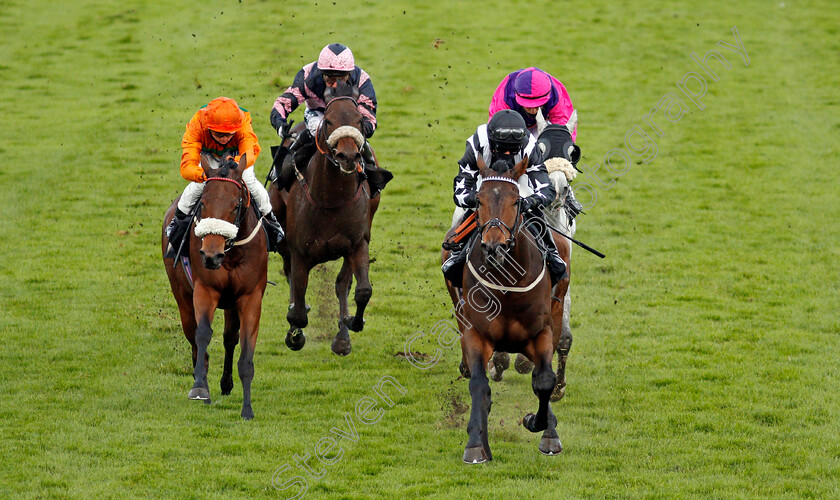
[443,110,567,287]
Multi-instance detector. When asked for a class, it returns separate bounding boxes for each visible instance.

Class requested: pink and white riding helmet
[317,43,355,73]
[514,67,552,107]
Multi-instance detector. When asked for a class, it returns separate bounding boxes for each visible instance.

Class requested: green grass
[1,0,839,498]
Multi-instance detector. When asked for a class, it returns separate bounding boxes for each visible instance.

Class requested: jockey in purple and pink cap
[490,67,584,221]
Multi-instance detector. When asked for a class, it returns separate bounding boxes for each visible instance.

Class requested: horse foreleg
[331,258,353,356]
[342,240,371,334]
[463,333,494,464]
[522,327,556,435]
[551,284,573,402]
[285,253,309,351]
[237,292,262,420]
[189,285,219,403]
[221,309,240,396]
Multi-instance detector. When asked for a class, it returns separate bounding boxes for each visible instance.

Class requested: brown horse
[442,155,564,463]
[162,155,268,420]
[268,83,380,356]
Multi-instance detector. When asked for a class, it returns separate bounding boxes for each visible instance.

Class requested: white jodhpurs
[176,166,272,216]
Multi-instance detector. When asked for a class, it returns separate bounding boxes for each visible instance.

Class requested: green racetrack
[1,0,838,498]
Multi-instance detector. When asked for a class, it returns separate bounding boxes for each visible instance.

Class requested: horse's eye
[324,119,331,127]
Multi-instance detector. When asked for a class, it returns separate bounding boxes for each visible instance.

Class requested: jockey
[270,43,388,196]
[165,97,284,256]
[442,110,567,286]
[490,67,584,220]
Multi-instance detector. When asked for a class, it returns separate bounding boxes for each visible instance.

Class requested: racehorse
[442,154,566,462]
[268,82,380,356]
[162,154,268,420]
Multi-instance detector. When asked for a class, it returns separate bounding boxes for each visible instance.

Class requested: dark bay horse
[162,155,268,420]
[268,83,380,356]
[442,155,563,463]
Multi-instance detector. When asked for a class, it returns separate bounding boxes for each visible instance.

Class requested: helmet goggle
[490,127,528,142]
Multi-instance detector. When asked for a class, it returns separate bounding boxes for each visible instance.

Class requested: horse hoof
[285,329,306,351]
[241,406,254,420]
[550,383,566,402]
[220,377,233,396]
[188,387,211,401]
[342,315,365,332]
[539,436,563,455]
[463,446,490,464]
[514,353,534,374]
[487,352,510,382]
[331,337,352,356]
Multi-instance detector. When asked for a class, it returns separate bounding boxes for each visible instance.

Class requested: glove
[464,191,478,209]
[520,195,542,214]
[277,120,291,138]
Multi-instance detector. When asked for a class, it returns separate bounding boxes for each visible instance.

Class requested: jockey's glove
[277,120,291,138]
[520,195,543,214]
[464,191,478,209]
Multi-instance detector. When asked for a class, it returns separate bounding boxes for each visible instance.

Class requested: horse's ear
[238,153,247,172]
[476,148,487,171]
[351,85,360,101]
[200,154,217,178]
[324,85,335,103]
[512,155,528,179]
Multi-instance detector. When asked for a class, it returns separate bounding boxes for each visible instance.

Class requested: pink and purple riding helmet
[514,67,552,108]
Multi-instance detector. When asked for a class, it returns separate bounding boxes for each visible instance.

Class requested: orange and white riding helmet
[204,97,245,133]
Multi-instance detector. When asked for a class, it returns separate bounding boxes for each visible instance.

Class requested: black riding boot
[262,212,285,252]
[563,186,584,222]
[164,208,191,258]
[291,129,316,170]
[361,142,394,198]
[526,216,567,285]
[442,244,468,288]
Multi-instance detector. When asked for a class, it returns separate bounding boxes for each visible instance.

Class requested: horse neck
[307,155,360,200]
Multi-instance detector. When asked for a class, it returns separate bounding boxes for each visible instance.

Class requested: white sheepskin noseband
[326,126,365,148]
[194,218,238,240]
[544,157,577,181]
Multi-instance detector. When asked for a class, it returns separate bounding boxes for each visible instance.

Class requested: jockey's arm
[270,67,308,134]
[179,114,207,183]
[453,144,479,208]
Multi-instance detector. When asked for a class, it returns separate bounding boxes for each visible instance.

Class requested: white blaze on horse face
[195,218,238,240]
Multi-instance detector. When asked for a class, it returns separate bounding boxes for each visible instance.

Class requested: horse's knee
[532,367,556,395]
[237,358,254,381]
[354,286,372,305]
[558,328,572,354]
[196,322,213,345]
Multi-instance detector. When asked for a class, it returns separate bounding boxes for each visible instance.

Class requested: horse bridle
[476,176,523,249]
[195,176,250,253]
[315,96,365,173]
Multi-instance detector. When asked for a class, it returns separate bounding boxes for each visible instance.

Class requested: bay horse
[162,154,268,420]
[442,155,564,463]
[268,82,380,356]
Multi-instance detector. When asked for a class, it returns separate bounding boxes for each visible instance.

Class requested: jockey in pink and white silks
[270,43,390,196]
[490,67,584,220]
[442,110,567,287]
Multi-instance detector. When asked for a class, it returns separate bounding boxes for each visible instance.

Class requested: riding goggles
[490,127,528,142]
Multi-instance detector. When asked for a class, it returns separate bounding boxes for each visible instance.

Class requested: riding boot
[262,212,285,252]
[360,142,394,198]
[542,229,567,285]
[291,129,316,170]
[164,208,191,258]
[563,186,584,222]
[441,245,468,288]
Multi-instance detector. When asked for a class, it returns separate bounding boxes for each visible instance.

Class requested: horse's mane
[490,158,514,175]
